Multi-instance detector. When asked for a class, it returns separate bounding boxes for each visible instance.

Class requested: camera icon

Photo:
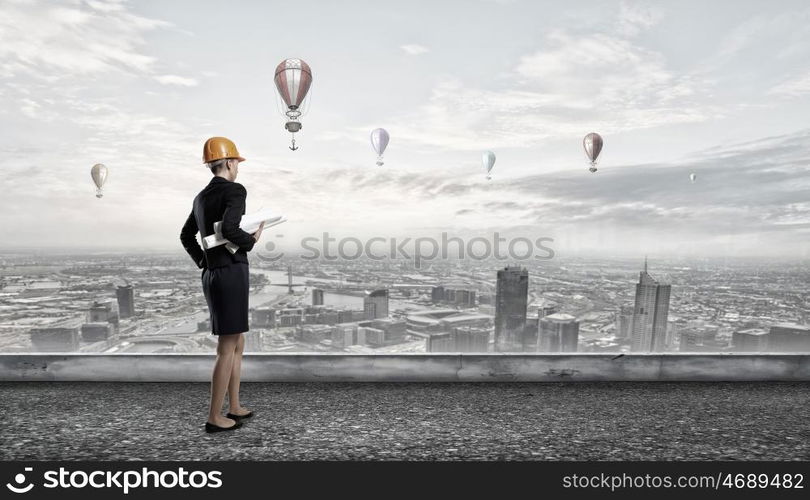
[256,237,285,262]
[6,467,34,494]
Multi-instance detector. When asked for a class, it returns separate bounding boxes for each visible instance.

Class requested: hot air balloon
[370,128,389,166]
[90,163,107,198]
[482,151,496,180]
[274,58,313,151]
[690,173,697,183]
[583,132,603,173]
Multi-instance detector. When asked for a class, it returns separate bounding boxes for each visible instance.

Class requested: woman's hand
[252,221,265,242]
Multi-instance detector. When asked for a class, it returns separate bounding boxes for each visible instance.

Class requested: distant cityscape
[0,251,809,354]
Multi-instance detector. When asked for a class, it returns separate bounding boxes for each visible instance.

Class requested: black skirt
[201,262,250,335]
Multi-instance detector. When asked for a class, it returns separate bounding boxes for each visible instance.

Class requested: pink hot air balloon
[274,58,313,151]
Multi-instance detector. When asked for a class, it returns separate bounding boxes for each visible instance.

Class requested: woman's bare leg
[208,334,240,426]
[227,333,250,415]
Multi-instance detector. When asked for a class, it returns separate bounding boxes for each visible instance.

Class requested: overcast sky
[1,0,809,258]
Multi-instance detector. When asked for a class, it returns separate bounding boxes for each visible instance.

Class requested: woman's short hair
[206,158,232,174]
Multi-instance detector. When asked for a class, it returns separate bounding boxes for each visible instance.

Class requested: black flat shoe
[205,420,242,433]
[226,411,253,421]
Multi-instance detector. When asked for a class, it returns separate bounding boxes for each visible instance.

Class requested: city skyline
[2,251,810,354]
[0,0,809,257]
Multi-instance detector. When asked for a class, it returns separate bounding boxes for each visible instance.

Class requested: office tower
[732,328,769,352]
[451,327,490,352]
[768,324,810,352]
[537,313,579,352]
[431,286,477,307]
[426,331,452,352]
[332,323,359,348]
[630,259,671,352]
[360,327,386,346]
[337,310,354,323]
[494,265,528,352]
[116,285,135,318]
[312,288,324,306]
[251,307,276,328]
[363,289,389,320]
[455,289,476,307]
[615,305,634,339]
[30,322,80,351]
[89,301,113,323]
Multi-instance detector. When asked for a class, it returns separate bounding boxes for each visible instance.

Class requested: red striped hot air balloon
[274,58,313,151]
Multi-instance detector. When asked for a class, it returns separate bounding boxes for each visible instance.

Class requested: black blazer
[180,176,256,269]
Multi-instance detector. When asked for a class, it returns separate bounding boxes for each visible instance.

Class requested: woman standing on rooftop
[180,137,264,433]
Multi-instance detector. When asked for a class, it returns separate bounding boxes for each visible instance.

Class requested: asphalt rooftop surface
[1,382,808,461]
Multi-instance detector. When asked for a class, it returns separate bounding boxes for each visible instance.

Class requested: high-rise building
[768,324,810,352]
[537,313,579,352]
[630,259,671,352]
[363,289,389,320]
[494,265,528,352]
[312,288,324,306]
[615,305,634,339]
[732,328,769,352]
[116,285,135,318]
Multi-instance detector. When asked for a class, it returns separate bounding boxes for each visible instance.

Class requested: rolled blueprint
[201,208,286,254]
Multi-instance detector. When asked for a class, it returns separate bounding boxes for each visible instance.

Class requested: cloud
[0,0,170,80]
[768,71,810,98]
[616,0,663,37]
[400,44,430,56]
[154,74,199,87]
[380,25,712,151]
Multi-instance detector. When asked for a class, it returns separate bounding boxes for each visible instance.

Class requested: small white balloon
[91,163,108,198]
[482,151,496,180]
[370,128,390,166]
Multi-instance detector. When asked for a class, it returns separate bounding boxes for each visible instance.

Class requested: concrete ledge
[1,353,809,382]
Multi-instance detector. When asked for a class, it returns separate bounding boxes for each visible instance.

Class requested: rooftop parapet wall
[1,353,809,382]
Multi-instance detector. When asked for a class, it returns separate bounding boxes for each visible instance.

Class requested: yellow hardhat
[202,137,246,164]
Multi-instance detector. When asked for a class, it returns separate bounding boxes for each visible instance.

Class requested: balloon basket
[588,165,597,173]
[284,120,302,133]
